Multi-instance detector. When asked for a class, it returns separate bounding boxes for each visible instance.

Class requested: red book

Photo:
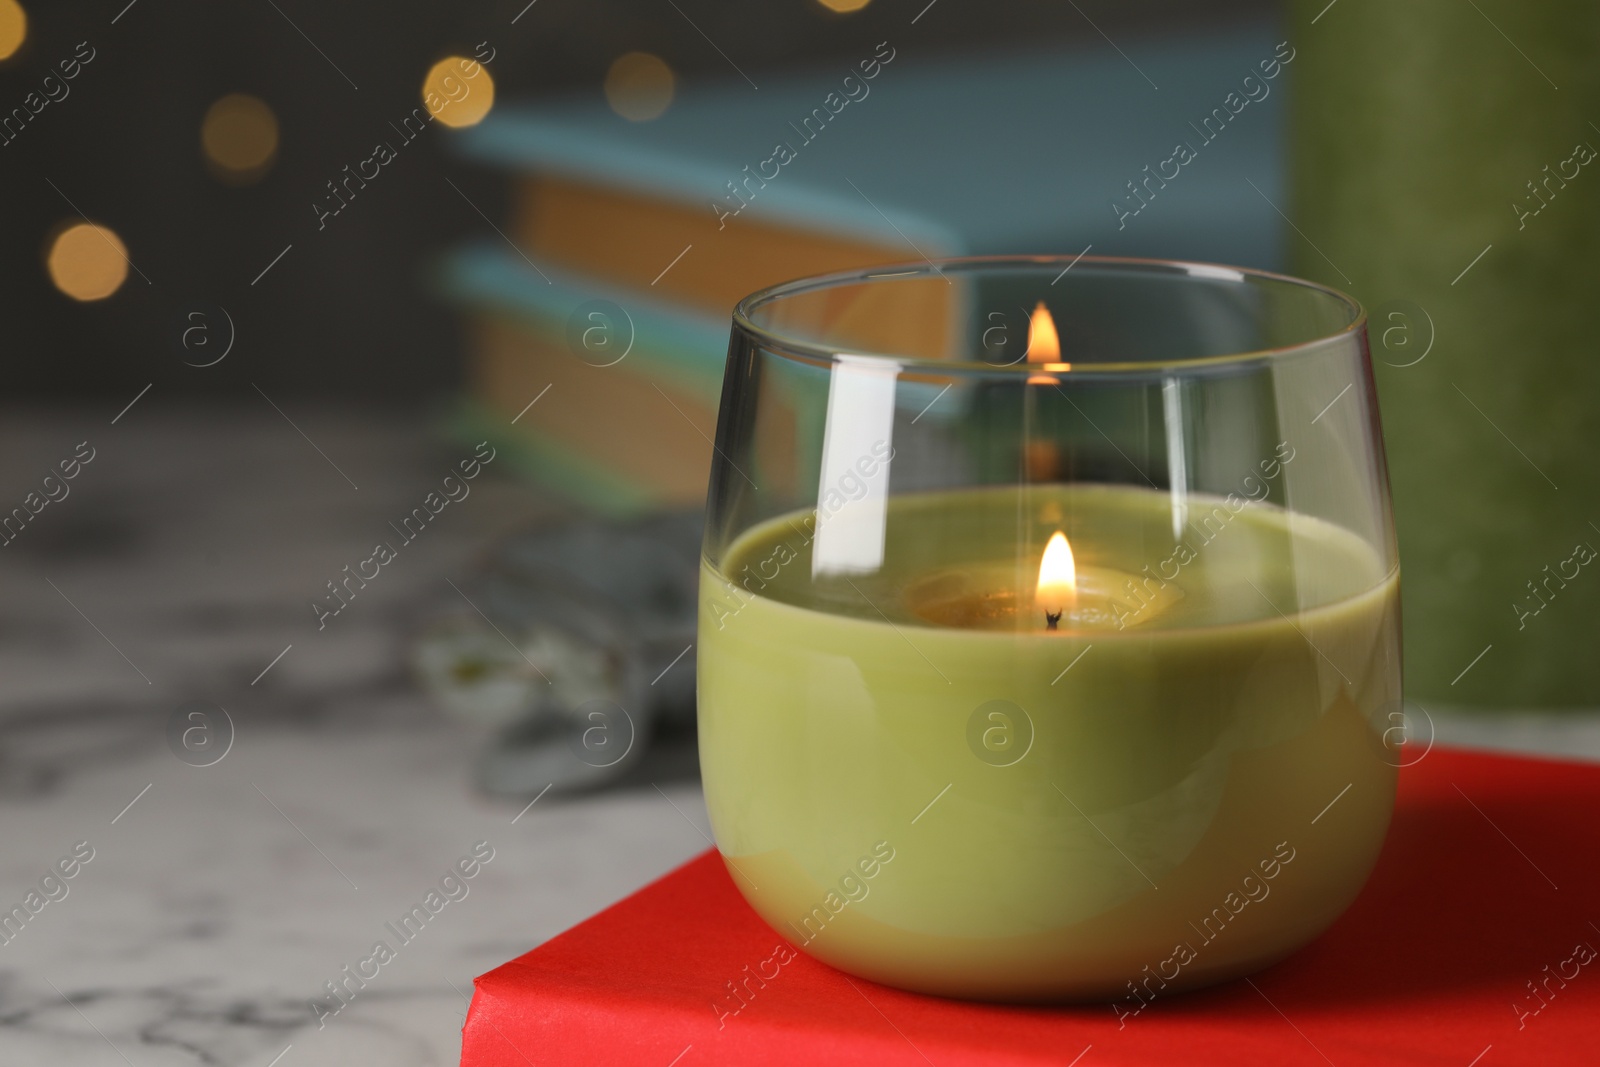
[463,748,1598,1065]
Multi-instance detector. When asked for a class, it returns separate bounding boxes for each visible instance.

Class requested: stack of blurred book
[441,24,1286,513]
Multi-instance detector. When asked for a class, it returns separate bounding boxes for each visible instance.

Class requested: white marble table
[1,408,1595,1066]
[0,408,713,1067]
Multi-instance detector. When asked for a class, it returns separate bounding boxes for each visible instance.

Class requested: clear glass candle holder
[697,256,1401,1004]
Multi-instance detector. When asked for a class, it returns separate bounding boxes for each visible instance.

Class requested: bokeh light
[816,0,872,11]
[0,0,25,62]
[604,52,675,122]
[201,94,279,181]
[423,56,495,128]
[47,222,130,302]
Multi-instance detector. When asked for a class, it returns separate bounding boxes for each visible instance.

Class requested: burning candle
[698,255,1401,1002]
[699,482,1399,1001]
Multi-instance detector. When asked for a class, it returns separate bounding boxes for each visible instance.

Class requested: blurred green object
[1288,0,1600,708]
[411,511,702,796]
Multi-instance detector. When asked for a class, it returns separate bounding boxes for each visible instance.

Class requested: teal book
[455,21,1291,287]
[440,244,732,512]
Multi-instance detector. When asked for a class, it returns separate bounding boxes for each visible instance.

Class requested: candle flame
[1025,301,1069,382]
[1026,302,1061,363]
[1036,530,1076,623]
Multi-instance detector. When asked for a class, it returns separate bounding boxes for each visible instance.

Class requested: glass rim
[731,254,1367,376]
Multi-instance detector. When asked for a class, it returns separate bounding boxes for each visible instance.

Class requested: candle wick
[1045,610,1062,631]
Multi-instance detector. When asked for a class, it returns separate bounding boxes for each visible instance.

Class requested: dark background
[2,0,1271,402]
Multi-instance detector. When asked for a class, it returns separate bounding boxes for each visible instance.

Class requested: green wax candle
[698,484,1400,1001]
[1289,0,1600,705]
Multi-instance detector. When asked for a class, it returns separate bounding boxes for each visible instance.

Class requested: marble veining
[0,411,712,1066]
